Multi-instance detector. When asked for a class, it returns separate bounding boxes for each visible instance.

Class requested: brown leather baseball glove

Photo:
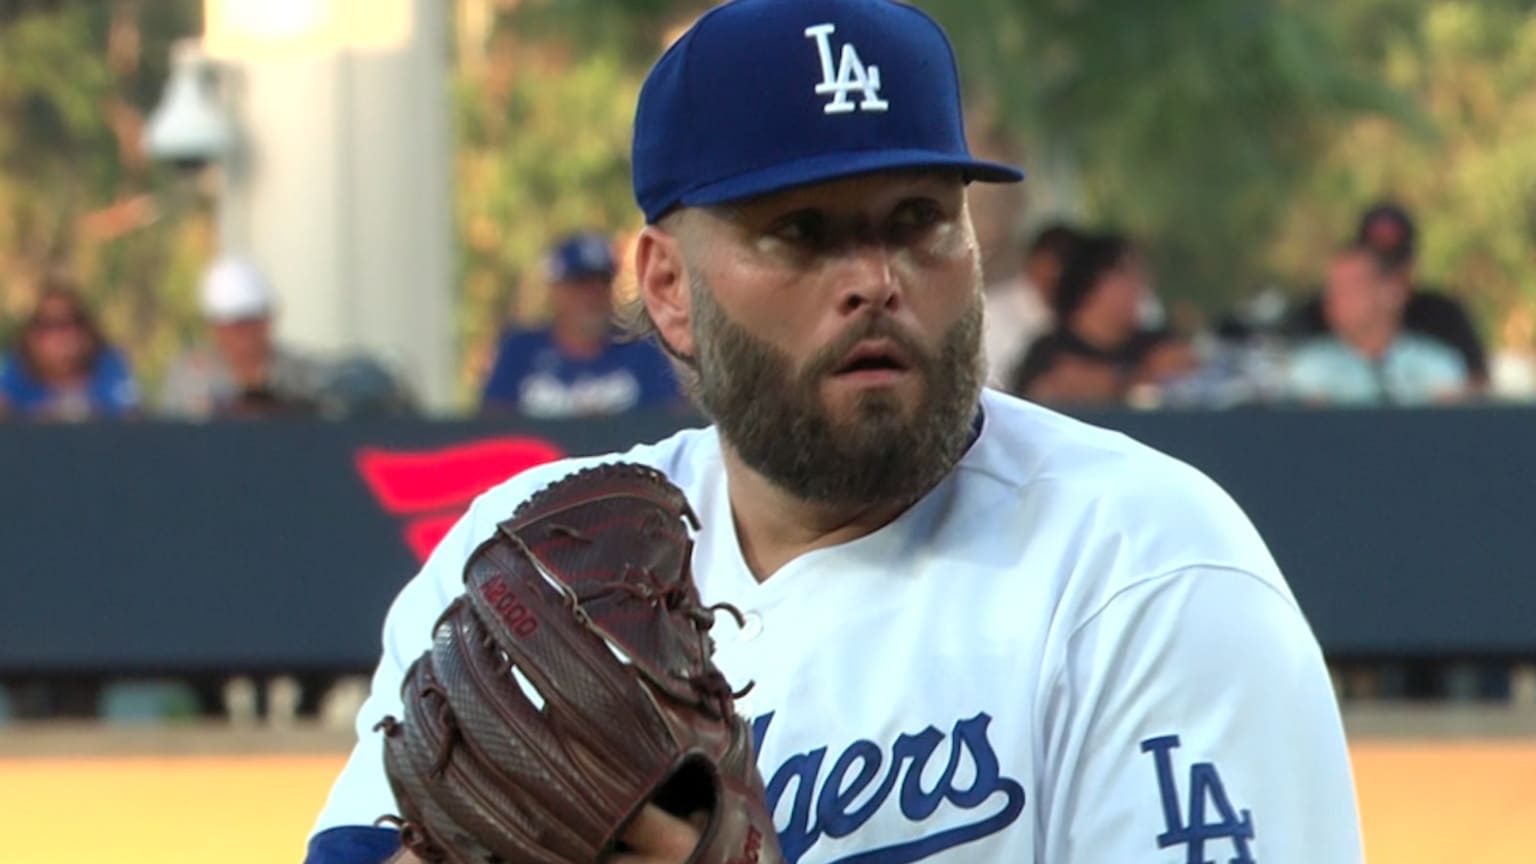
[375,462,782,864]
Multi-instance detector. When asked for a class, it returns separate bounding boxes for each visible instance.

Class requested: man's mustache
[802,314,933,381]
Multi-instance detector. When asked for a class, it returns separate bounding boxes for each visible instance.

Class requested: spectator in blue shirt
[481,232,682,418]
[1286,244,1471,406]
[1291,202,1489,391]
[0,279,139,422]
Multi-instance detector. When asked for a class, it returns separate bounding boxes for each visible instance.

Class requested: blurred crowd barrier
[1,406,1534,724]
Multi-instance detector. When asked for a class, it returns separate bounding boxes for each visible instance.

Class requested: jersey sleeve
[1035,565,1363,864]
[306,453,625,861]
[306,496,492,849]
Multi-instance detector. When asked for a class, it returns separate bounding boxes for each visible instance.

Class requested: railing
[2,404,1533,679]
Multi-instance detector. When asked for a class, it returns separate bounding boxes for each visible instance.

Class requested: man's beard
[683,277,985,508]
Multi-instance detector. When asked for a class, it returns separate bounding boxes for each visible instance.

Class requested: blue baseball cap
[545,232,617,283]
[632,0,1024,224]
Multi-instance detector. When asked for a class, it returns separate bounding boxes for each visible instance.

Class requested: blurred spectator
[1286,244,1471,406]
[982,223,1080,388]
[1007,233,1196,406]
[0,278,139,422]
[309,354,417,419]
[481,232,681,418]
[1160,289,1295,409]
[159,256,414,420]
[159,256,323,419]
[1292,202,1489,389]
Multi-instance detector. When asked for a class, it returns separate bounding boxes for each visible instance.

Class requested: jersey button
[739,611,764,641]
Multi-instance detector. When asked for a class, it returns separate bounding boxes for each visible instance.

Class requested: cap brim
[678,149,1024,212]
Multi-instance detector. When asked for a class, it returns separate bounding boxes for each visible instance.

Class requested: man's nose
[834,245,900,316]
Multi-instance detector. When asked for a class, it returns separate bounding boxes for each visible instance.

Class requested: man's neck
[36,364,89,389]
[552,324,605,360]
[1345,324,1397,360]
[720,446,915,582]
[230,353,272,389]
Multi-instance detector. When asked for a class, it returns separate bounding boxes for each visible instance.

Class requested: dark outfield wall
[1,405,1531,675]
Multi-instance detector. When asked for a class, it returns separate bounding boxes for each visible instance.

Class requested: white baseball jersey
[311,388,1363,863]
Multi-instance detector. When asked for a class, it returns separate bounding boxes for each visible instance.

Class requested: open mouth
[833,340,912,376]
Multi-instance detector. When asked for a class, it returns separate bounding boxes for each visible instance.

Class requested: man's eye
[891,199,943,231]
[769,211,828,246]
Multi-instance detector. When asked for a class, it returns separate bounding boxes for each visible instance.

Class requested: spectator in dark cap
[1292,201,1488,390]
[481,232,682,418]
[1286,243,1471,406]
[1357,202,1417,269]
[1007,233,1195,405]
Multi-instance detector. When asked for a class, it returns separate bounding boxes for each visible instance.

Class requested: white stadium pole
[200,0,457,414]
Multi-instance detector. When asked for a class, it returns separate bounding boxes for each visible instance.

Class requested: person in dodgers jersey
[306,1,1364,861]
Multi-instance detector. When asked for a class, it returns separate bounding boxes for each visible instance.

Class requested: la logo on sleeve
[1140,735,1256,864]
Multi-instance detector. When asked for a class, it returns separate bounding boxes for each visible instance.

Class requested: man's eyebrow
[708,200,826,229]
[698,201,751,225]
[716,202,749,221]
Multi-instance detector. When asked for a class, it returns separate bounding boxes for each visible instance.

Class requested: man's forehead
[711,168,966,214]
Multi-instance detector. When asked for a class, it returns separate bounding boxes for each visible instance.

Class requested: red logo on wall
[355,437,566,562]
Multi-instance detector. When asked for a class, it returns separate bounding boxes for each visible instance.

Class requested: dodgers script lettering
[752,711,1025,863]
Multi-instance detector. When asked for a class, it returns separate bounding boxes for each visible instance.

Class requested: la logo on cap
[805,23,888,115]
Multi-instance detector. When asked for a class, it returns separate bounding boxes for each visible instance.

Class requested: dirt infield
[1351,741,1536,862]
[2,722,1533,862]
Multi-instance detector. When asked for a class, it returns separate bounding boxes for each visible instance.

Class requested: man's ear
[635,223,696,361]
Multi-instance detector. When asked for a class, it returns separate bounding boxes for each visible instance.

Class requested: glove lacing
[575,561,756,719]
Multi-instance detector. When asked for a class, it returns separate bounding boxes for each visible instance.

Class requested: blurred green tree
[4,0,1533,409]
[452,2,657,398]
[0,0,210,389]
[456,0,1414,318]
[920,0,1419,312]
[1272,0,1536,354]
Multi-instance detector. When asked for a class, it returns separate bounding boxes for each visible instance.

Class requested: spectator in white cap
[158,255,327,419]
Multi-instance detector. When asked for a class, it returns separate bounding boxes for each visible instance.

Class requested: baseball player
[307,1,1364,861]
